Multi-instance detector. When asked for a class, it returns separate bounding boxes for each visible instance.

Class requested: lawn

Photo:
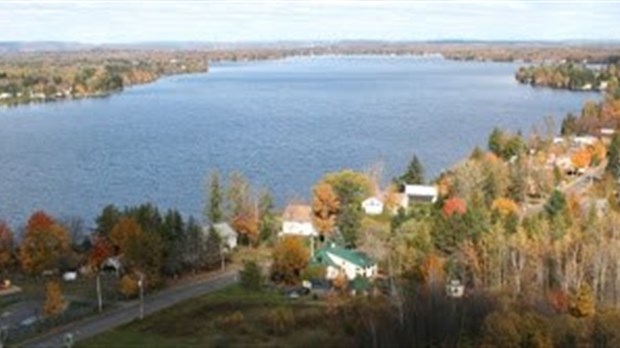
[78,285,354,348]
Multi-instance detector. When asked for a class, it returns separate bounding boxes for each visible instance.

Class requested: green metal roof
[313,244,375,268]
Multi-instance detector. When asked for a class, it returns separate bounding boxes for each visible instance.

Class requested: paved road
[19,270,238,348]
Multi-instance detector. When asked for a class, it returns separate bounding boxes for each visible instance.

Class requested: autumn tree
[89,236,112,312]
[20,211,70,275]
[123,229,165,287]
[571,148,592,169]
[271,236,309,285]
[570,283,596,318]
[311,182,340,239]
[109,217,143,254]
[205,170,223,224]
[43,281,66,317]
[0,221,14,275]
[442,197,467,218]
[491,197,519,217]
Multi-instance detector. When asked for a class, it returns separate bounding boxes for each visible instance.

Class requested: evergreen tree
[240,260,264,291]
[606,134,620,179]
[205,171,224,224]
[488,127,505,157]
[258,190,276,242]
[204,226,223,269]
[544,189,567,219]
[399,155,425,185]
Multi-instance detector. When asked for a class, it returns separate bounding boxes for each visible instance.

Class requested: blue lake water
[0,56,599,226]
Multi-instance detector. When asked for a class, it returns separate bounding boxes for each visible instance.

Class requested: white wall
[281,221,317,237]
[362,197,384,215]
[326,252,377,280]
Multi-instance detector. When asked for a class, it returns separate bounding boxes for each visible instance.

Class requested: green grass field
[78,285,354,348]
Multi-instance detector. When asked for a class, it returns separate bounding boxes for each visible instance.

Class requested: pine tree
[206,171,223,224]
[400,155,425,185]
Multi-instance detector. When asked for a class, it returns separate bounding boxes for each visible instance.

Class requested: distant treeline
[3,43,620,106]
[516,62,620,91]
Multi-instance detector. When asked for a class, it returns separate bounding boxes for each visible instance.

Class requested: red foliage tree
[442,197,467,217]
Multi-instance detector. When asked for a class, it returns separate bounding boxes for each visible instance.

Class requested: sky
[1,1,620,43]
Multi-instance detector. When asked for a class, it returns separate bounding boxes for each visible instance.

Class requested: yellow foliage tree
[43,281,66,317]
[119,274,140,299]
[109,217,143,254]
[570,283,596,318]
[270,237,310,285]
[492,197,520,216]
[311,182,340,237]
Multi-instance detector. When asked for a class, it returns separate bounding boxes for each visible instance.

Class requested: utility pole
[138,274,144,320]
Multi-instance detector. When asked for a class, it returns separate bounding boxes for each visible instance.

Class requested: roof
[314,243,375,268]
[212,223,237,238]
[282,204,312,222]
[404,185,438,197]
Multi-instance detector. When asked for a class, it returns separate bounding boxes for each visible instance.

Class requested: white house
[405,185,438,203]
[280,204,318,237]
[361,196,384,215]
[313,244,377,281]
[212,223,238,250]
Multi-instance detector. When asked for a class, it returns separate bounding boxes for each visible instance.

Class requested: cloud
[0,1,618,42]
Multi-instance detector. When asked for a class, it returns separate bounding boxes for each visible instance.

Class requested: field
[78,285,354,348]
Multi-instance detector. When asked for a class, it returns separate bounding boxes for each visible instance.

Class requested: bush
[301,264,326,281]
[240,260,263,291]
[265,307,295,336]
[119,274,139,299]
[214,311,245,331]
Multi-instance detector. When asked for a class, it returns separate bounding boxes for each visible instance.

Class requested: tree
[399,155,425,185]
[160,209,185,276]
[570,283,596,318]
[124,230,165,287]
[488,127,505,157]
[258,190,277,242]
[491,197,519,217]
[442,197,467,217]
[20,211,70,275]
[204,226,223,270]
[205,171,223,224]
[544,190,567,219]
[240,260,263,291]
[311,182,340,239]
[271,236,309,285]
[0,221,13,275]
[571,148,592,169]
[95,204,121,237]
[606,134,620,179]
[43,281,66,317]
[109,217,143,254]
[339,205,364,247]
[89,236,112,312]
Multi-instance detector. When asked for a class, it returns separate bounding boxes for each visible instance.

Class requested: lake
[0,56,599,226]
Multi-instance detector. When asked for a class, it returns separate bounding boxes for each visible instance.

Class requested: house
[313,243,377,281]
[280,204,318,237]
[405,185,438,203]
[361,196,384,215]
[211,222,238,250]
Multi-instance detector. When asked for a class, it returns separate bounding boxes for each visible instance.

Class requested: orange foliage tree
[20,211,70,275]
[312,182,340,238]
[0,221,13,274]
[442,197,467,217]
[571,148,592,169]
[43,281,66,317]
[232,206,260,245]
[109,217,143,254]
[270,236,310,285]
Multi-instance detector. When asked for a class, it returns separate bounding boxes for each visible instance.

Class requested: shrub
[265,307,295,335]
[240,260,263,291]
[43,281,67,317]
[119,274,139,299]
[214,311,245,331]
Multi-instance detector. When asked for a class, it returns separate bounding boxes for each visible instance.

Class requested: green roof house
[313,243,377,281]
